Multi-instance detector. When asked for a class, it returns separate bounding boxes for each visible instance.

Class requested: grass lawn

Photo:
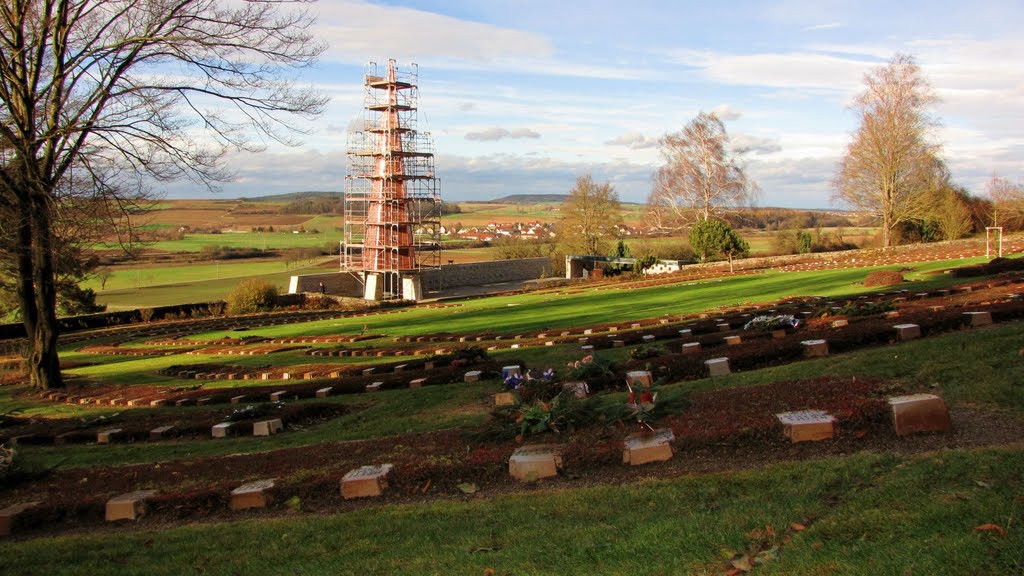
[3,446,1020,575]
[181,255,992,344]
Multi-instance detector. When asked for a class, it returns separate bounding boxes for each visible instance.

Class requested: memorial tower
[344,60,440,300]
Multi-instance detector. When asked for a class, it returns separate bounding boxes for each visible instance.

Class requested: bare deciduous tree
[0,0,327,389]
[833,54,941,249]
[647,112,758,231]
[557,174,622,257]
[987,175,1024,230]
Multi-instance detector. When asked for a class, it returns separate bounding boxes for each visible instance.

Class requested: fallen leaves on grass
[975,523,1007,538]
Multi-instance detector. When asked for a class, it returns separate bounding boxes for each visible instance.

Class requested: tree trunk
[882,211,893,250]
[27,194,63,389]
[14,198,40,386]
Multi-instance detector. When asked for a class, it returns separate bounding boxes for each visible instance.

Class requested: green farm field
[88,245,502,310]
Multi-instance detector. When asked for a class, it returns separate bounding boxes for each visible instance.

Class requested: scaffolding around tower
[344,60,441,300]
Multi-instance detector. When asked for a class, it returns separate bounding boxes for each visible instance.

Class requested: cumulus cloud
[711,104,743,121]
[732,134,783,156]
[465,127,541,141]
[605,131,659,149]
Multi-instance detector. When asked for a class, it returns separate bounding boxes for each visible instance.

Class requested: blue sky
[170,0,1024,208]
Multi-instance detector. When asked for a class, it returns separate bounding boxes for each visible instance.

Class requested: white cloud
[711,104,743,121]
[731,134,782,156]
[465,127,541,141]
[314,1,552,64]
[672,49,873,91]
[605,131,659,150]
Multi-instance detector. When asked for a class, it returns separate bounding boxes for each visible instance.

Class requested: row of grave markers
[4,381,955,534]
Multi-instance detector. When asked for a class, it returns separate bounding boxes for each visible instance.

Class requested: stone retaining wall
[289,258,552,298]
[421,258,552,291]
[288,272,364,298]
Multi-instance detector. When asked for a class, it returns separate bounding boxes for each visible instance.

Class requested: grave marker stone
[894,323,921,341]
[622,428,674,465]
[253,419,283,436]
[776,410,835,442]
[625,371,653,387]
[889,394,952,436]
[149,425,175,440]
[682,342,701,355]
[340,464,393,499]
[105,490,158,521]
[801,339,829,357]
[211,422,233,438]
[464,371,482,382]
[408,378,427,389]
[0,501,40,537]
[831,319,848,328]
[365,382,383,393]
[963,311,993,327]
[705,357,731,377]
[315,387,333,398]
[724,335,742,346]
[96,429,122,444]
[502,366,522,379]
[230,395,246,405]
[508,445,562,482]
[230,479,275,511]
[493,392,516,406]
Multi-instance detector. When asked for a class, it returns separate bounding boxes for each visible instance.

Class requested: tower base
[401,275,422,301]
[363,273,384,301]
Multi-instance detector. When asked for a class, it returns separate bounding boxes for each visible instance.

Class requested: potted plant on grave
[625,377,659,432]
